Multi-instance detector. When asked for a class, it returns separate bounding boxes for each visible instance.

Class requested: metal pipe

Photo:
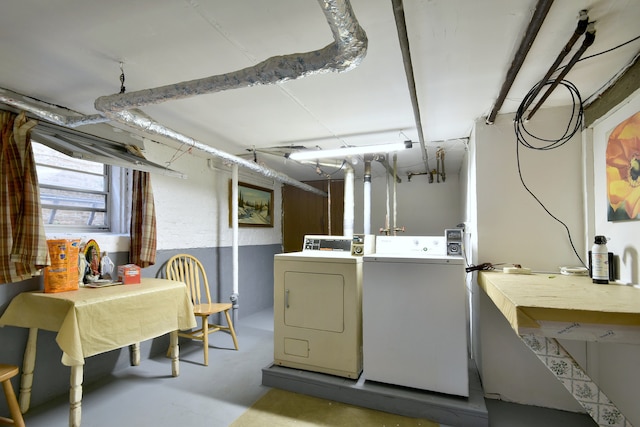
[391,0,429,171]
[373,154,401,183]
[327,177,332,235]
[527,24,596,120]
[393,153,398,235]
[0,87,325,195]
[95,0,367,112]
[91,0,368,197]
[363,156,372,235]
[343,163,355,238]
[104,109,328,196]
[521,10,589,113]
[231,164,239,326]
[0,87,109,127]
[486,0,554,124]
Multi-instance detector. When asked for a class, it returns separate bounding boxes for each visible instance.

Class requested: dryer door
[283,271,344,332]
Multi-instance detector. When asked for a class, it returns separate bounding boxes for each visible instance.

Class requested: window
[33,141,127,233]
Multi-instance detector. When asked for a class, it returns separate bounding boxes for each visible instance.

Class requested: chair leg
[224,310,239,350]
[2,378,25,427]
[202,315,209,366]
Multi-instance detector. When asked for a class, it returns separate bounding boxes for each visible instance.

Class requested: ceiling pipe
[373,154,402,183]
[486,0,554,124]
[91,0,368,198]
[106,109,329,196]
[520,10,589,113]
[526,23,596,120]
[0,87,327,196]
[95,0,367,112]
[0,87,109,127]
[391,0,429,172]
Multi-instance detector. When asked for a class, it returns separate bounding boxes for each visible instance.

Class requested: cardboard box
[117,264,141,285]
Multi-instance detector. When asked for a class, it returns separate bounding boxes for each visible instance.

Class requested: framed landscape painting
[229,181,274,227]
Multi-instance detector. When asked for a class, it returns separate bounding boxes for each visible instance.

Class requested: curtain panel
[0,111,50,283]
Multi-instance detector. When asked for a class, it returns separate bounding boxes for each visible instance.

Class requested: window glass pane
[40,187,106,210]
[37,164,105,192]
[42,208,106,227]
[32,141,110,230]
[33,143,104,174]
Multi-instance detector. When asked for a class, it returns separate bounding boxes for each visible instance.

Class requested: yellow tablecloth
[477,271,640,343]
[0,278,196,365]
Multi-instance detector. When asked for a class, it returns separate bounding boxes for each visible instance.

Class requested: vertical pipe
[327,177,332,235]
[231,164,239,326]
[363,157,372,235]
[385,163,390,234]
[393,154,398,235]
[343,164,355,238]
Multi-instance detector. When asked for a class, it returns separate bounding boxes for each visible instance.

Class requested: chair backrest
[166,254,211,305]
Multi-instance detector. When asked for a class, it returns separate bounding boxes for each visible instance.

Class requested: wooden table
[0,278,196,427]
[478,272,640,427]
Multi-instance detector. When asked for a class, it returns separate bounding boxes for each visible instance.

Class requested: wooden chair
[166,254,239,366]
[0,364,25,427]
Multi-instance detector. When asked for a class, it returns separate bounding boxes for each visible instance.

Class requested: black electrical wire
[514,79,587,268]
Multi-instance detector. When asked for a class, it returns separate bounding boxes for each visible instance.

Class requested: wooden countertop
[477,271,640,343]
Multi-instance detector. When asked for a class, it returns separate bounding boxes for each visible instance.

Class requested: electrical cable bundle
[513,78,586,268]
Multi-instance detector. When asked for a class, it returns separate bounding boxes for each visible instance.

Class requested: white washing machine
[362,235,469,396]
[273,235,373,379]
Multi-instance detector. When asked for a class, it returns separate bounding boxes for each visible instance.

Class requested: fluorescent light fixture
[289,141,412,161]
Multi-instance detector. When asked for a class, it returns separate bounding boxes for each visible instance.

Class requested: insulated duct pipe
[1,87,109,127]
[343,163,355,238]
[0,88,326,196]
[391,0,429,172]
[92,0,367,198]
[106,109,328,197]
[363,156,372,235]
[486,0,554,124]
[526,23,596,120]
[520,10,589,113]
[95,0,367,112]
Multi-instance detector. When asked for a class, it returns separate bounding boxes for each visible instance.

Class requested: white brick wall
[144,141,282,250]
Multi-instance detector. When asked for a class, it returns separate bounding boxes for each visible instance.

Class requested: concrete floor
[18,308,595,426]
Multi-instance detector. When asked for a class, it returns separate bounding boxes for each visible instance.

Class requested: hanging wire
[510,32,640,268]
[119,62,126,94]
[514,78,586,268]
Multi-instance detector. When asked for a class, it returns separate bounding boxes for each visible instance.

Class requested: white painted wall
[352,173,462,236]
[473,105,588,412]
[142,142,282,250]
[471,100,640,425]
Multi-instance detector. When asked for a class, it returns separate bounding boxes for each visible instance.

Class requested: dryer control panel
[303,235,352,252]
[302,234,375,255]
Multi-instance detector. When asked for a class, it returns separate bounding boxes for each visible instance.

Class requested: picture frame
[229,181,274,227]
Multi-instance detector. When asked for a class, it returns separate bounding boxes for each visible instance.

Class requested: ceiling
[1,0,639,184]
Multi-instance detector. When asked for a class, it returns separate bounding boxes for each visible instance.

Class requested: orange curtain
[0,111,50,283]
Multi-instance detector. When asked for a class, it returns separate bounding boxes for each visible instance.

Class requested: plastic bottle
[100,251,115,279]
[591,235,609,284]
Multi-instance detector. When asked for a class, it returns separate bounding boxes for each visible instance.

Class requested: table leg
[519,333,633,427]
[129,343,140,366]
[19,328,37,413]
[69,364,83,427]
[169,331,179,377]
